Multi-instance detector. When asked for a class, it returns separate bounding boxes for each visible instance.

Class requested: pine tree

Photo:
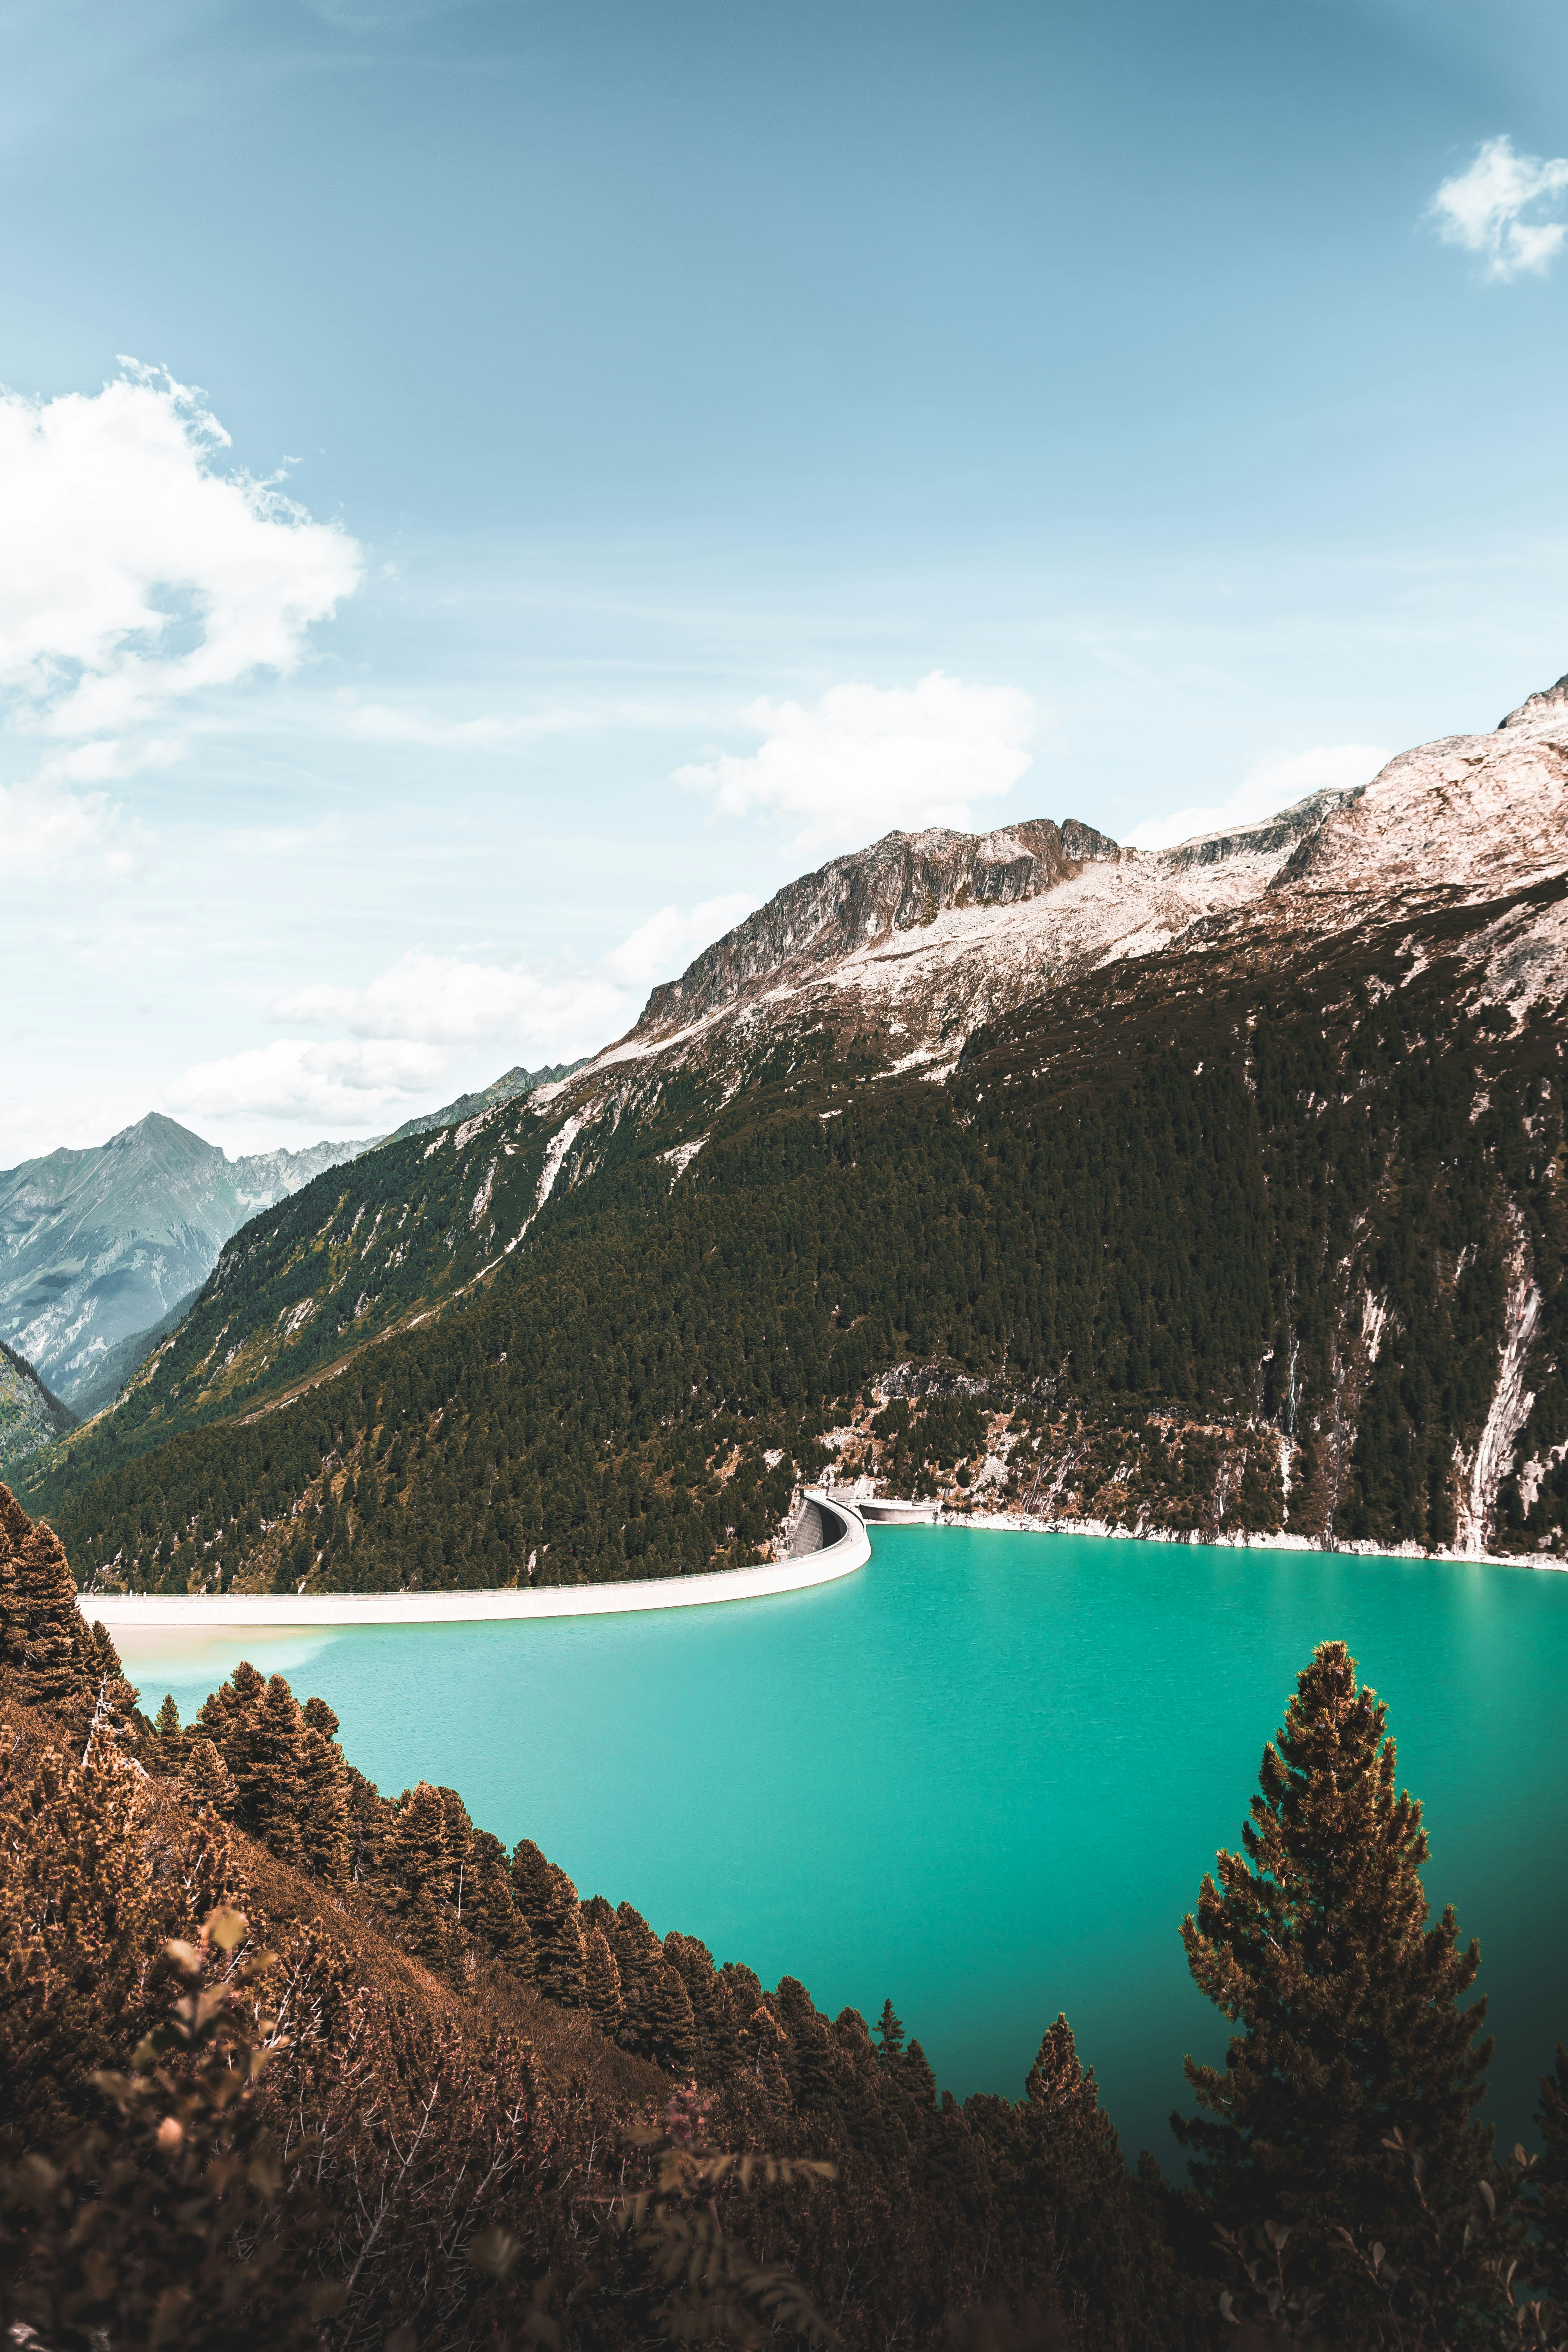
[509,1837,556,1934]
[243,1675,307,1864]
[149,1694,187,1775]
[74,1619,140,1762]
[533,1865,588,2009]
[197,1660,266,1780]
[702,1970,743,2080]
[611,1900,666,2054]
[389,1782,457,1974]
[755,2033,793,2114]
[646,1963,698,2077]
[437,1787,476,1927]
[1175,1641,1492,2276]
[0,1739,158,2153]
[790,2011,839,2112]
[298,1722,351,1886]
[1023,2015,1127,2208]
[900,2037,938,2112]
[5,1515,91,1709]
[0,1479,30,1565]
[183,1739,237,1820]
[663,1931,726,2074]
[874,1998,906,2060]
[474,1830,535,1980]
[584,1925,624,2035]
[1026,2013,1112,2134]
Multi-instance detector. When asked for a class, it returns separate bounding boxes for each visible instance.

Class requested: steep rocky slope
[0,1337,75,1473]
[24,674,1568,1586]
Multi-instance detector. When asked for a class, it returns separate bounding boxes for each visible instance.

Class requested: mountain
[26,673,1568,1591]
[65,1286,202,1423]
[0,1116,365,1407]
[377,1060,589,1147]
[0,1337,75,1473]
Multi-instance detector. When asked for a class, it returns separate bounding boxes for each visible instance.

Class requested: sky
[3,0,1568,1161]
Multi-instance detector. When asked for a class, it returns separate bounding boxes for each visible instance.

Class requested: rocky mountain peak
[1498,671,1568,732]
[568,674,1568,1108]
[0,1116,367,1410]
[633,815,1120,1042]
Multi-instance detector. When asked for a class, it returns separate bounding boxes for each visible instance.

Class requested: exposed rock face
[581,684,1568,1092]
[0,1114,364,1404]
[1498,671,1568,731]
[635,817,1120,1040]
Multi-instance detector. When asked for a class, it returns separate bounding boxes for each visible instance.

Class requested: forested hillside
[17,677,1568,1590]
[20,862,1568,1591]
[0,1341,74,1477]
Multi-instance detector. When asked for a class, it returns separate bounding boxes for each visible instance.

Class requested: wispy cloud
[1428,136,1568,281]
[677,673,1039,857]
[1125,744,1390,854]
[0,775,141,883]
[0,363,362,878]
[328,700,593,748]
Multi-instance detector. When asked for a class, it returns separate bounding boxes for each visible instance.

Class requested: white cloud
[165,895,760,1138]
[600,893,757,990]
[1428,136,1568,281]
[0,775,137,882]
[0,363,362,742]
[1126,743,1390,853]
[677,672,1038,855]
[272,949,631,1053]
[163,1036,449,1132]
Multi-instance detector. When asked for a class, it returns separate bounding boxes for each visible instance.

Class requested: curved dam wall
[74,1489,872,1630]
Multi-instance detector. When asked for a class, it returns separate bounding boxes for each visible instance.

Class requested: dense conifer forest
[4,1483,1568,2348]
[20,876,1568,1592]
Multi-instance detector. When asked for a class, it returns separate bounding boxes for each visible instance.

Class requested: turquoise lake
[120,1528,1568,2167]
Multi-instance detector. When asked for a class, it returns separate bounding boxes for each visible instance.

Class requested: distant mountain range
[0,1116,364,1419]
[22,673,1568,1586]
[0,1060,588,1452]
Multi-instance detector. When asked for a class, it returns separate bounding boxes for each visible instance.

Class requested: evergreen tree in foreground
[182,1737,237,1819]
[1174,1640,1492,2282]
[2,1508,88,1710]
[532,1864,588,2009]
[473,1830,535,1980]
[584,1923,624,2035]
[149,1694,186,1774]
[874,1998,905,2060]
[388,1782,457,1974]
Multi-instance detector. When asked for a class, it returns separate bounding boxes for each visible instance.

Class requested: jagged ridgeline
[21,682,1568,1588]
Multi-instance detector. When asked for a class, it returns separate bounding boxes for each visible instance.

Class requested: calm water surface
[121,1530,1568,2164]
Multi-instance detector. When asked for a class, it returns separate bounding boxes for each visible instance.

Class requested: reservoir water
[120,1527,1568,2166]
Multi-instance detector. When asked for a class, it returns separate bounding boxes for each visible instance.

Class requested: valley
[16,673,1568,1594]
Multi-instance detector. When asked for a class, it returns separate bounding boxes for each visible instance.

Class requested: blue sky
[3,0,1568,1156]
